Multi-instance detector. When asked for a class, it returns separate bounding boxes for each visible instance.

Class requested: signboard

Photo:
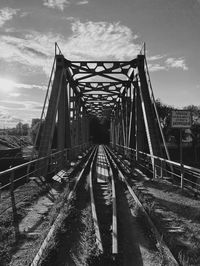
[171,110,191,128]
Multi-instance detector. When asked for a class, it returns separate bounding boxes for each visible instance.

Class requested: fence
[111,143,200,193]
[0,143,90,239]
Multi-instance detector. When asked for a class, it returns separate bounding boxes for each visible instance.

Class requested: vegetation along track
[31,145,179,266]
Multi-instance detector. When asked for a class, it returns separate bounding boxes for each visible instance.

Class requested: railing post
[64,149,68,166]
[0,182,2,202]
[48,154,52,178]
[56,153,59,173]
[58,152,60,170]
[160,159,164,179]
[9,170,19,239]
[26,163,30,183]
[153,157,156,179]
[180,164,184,189]
[68,148,71,164]
[131,149,135,171]
[136,148,139,164]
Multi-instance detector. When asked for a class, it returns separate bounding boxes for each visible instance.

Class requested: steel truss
[36,44,170,177]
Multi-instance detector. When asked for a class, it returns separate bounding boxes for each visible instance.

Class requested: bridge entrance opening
[90,117,110,144]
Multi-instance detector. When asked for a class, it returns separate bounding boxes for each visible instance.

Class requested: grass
[40,186,100,266]
[0,180,50,266]
[128,175,200,266]
[0,135,32,149]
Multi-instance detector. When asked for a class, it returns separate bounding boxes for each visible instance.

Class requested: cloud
[148,63,167,72]
[15,83,46,91]
[43,0,70,10]
[9,92,21,97]
[0,110,23,126]
[64,20,140,60]
[43,0,89,10]
[0,20,141,75]
[147,55,188,72]
[0,100,43,112]
[0,19,188,78]
[148,54,166,61]
[0,32,58,75]
[0,108,23,128]
[165,57,188,70]
[0,7,19,27]
[76,0,89,5]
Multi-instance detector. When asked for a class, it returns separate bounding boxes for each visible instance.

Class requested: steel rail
[102,145,118,255]
[105,145,179,266]
[88,147,103,252]
[30,145,97,266]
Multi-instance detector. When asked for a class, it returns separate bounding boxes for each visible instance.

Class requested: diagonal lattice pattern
[64,59,137,118]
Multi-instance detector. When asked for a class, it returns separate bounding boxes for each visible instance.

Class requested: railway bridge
[1,44,200,266]
[35,43,169,177]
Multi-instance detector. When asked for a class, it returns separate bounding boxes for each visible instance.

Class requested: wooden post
[9,170,19,239]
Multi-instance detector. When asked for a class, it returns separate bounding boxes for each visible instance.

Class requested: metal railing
[111,143,200,193]
[0,142,90,239]
[0,143,89,190]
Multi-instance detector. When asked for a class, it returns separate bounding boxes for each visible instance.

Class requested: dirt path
[9,173,67,266]
[117,182,162,266]
[18,188,58,234]
[130,169,200,265]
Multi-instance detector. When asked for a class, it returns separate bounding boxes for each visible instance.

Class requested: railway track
[30,144,179,266]
[89,145,118,261]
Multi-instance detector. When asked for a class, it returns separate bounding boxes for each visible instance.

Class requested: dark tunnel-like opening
[89,117,110,144]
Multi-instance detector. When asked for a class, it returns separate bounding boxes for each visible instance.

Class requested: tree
[155,99,173,140]
[183,105,200,162]
[155,99,188,145]
[22,123,30,136]
[16,122,23,135]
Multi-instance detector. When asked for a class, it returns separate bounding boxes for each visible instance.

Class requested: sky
[0,0,200,128]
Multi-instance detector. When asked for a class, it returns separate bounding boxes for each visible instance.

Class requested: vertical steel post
[65,82,71,149]
[180,129,184,189]
[129,85,136,149]
[36,55,65,178]
[9,170,19,239]
[0,182,1,202]
[57,71,67,168]
[134,80,145,162]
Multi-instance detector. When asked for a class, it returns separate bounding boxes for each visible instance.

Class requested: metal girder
[37,49,170,180]
[63,58,137,118]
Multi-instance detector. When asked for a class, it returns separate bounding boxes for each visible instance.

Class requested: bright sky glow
[0,0,200,128]
[0,78,16,93]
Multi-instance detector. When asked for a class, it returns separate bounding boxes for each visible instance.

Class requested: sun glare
[0,78,16,93]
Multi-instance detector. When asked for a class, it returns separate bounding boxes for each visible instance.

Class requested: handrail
[0,149,66,177]
[115,143,200,175]
[0,143,89,179]
[111,143,200,191]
